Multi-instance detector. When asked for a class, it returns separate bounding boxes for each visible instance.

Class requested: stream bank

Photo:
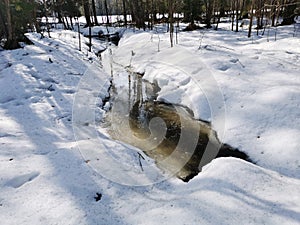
[102,70,250,182]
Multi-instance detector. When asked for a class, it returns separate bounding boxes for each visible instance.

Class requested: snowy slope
[0,25,299,225]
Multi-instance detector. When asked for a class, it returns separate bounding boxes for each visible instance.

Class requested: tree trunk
[65,17,70,30]
[0,2,8,37]
[4,0,13,42]
[271,0,276,26]
[215,13,221,30]
[248,1,254,38]
[91,0,99,25]
[56,6,63,23]
[33,3,40,33]
[129,0,136,24]
[150,0,155,30]
[168,0,174,47]
[231,2,234,31]
[235,0,239,32]
[240,0,245,18]
[122,0,127,26]
[104,0,110,25]
[61,17,67,30]
[205,0,213,28]
[4,0,20,49]
[260,5,265,29]
[83,0,92,27]
[131,0,145,30]
[70,16,74,30]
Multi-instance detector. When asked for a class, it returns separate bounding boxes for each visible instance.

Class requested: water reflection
[105,72,249,182]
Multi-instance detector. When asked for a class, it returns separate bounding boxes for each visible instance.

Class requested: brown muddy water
[103,72,250,182]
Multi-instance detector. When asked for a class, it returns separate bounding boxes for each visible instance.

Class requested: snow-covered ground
[0,23,300,224]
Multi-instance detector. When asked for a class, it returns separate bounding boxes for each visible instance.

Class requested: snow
[0,23,300,224]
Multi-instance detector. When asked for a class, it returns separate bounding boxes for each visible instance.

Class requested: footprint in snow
[251,56,259,60]
[62,89,76,94]
[217,64,230,71]
[0,96,16,104]
[229,58,239,63]
[6,172,40,188]
[0,133,16,138]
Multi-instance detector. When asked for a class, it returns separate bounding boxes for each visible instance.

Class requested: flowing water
[103,72,249,182]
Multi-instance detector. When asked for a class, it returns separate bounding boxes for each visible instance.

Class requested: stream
[102,71,250,182]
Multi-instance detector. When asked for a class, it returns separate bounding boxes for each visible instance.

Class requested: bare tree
[204,0,213,28]
[91,0,99,25]
[104,0,110,25]
[122,0,127,26]
[4,0,13,44]
[170,1,175,46]
[235,0,240,32]
[130,0,146,30]
[82,0,92,27]
[248,0,255,37]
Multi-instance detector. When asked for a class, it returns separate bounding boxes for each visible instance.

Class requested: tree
[130,0,146,29]
[0,2,6,39]
[168,0,175,47]
[104,0,110,25]
[82,0,92,27]
[1,0,37,49]
[248,0,254,37]
[3,0,14,48]
[204,0,213,28]
[183,0,202,25]
[122,0,127,26]
[215,0,229,30]
[281,0,298,25]
[235,0,240,32]
[91,0,99,25]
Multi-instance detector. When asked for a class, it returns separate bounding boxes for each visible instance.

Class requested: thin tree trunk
[65,17,70,29]
[231,0,235,31]
[61,17,67,30]
[129,0,136,24]
[150,0,154,30]
[248,1,254,38]
[205,0,213,28]
[0,1,8,37]
[4,0,13,42]
[235,0,239,32]
[57,11,63,23]
[271,0,276,26]
[104,0,110,25]
[4,0,21,48]
[33,3,41,33]
[240,0,245,17]
[215,13,221,30]
[176,13,179,44]
[70,17,74,30]
[275,0,283,26]
[42,0,51,37]
[168,0,174,47]
[122,0,127,26]
[91,0,99,25]
[260,4,265,28]
[83,0,92,27]
[132,0,145,30]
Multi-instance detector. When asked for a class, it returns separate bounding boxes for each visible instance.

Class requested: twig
[138,152,145,171]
